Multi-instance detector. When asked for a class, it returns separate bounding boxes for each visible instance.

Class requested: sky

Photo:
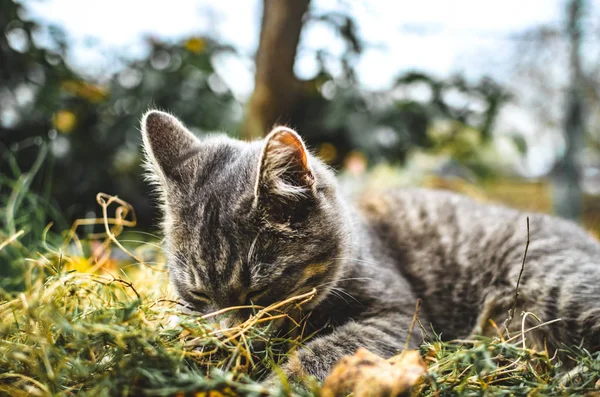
[25,0,564,97]
[22,0,577,176]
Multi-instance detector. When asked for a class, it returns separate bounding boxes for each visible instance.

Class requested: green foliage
[0,142,67,291]
[1,0,241,227]
[295,10,516,173]
[291,69,512,171]
[418,337,600,396]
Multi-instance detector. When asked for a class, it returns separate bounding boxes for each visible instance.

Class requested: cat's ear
[254,126,315,205]
[141,110,200,184]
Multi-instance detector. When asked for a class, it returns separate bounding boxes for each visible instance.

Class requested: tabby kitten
[142,110,600,382]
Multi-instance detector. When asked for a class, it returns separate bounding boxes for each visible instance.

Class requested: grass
[0,186,316,396]
[1,150,600,396]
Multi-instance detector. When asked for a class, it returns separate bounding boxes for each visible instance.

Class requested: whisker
[328,289,351,305]
[316,277,373,287]
[329,286,362,306]
[282,277,373,303]
[331,256,383,268]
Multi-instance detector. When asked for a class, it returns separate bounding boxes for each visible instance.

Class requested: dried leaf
[321,348,426,397]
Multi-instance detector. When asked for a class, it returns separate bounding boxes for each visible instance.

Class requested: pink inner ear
[267,127,309,169]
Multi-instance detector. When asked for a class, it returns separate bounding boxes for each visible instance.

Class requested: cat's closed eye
[247,287,270,304]
[189,290,211,303]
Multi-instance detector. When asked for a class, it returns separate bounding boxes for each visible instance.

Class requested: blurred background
[2,0,600,234]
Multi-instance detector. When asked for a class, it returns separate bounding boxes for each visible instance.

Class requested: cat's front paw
[262,353,314,390]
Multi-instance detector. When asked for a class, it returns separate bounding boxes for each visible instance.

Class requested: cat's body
[142,110,600,382]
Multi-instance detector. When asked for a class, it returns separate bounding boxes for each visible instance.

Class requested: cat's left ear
[254,126,315,205]
[141,110,200,185]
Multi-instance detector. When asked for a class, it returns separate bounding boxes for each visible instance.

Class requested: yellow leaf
[61,80,108,103]
[185,37,206,54]
[53,110,76,134]
[77,83,108,103]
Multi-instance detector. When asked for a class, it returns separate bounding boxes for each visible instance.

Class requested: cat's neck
[337,199,377,276]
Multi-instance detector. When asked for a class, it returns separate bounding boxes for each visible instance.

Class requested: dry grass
[0,193,319,396]
[1,193,599,396]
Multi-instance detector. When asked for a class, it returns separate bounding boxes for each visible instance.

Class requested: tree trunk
[553,0,586,221]
[243,0,310,139]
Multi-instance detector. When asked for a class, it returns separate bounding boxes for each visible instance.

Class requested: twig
[96,193,147,266]
[220,289,316,344]
[201,304,266,321]
[520,311,541,349]
[148,298,182,309]
[85,274,141,300]
[504,217,530,334]
[0,373,50,394]
[505,317,563,345]
[0,230,24,251]
[402,298,422,353]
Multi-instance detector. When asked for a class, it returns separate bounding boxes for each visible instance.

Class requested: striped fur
[142,110,600,382]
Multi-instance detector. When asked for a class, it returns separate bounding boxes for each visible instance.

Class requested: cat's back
[359,187,598,262]
[357,187,600,338]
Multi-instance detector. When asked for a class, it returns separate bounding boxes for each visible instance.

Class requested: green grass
[0,178,314,396]
[0,258,311,396]
[1,149,600,396]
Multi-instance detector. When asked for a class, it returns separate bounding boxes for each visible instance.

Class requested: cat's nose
[214,313,245,330]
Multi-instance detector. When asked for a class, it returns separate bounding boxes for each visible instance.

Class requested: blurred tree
[553,0,586,221]
[509,0,600,219]
[244,0,311,139]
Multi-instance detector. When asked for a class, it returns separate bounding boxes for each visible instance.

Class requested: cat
[141,109,600,382]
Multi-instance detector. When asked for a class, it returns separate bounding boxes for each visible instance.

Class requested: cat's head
[141,110,349,318]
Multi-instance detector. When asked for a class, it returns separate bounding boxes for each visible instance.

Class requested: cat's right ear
[141,110,200,184]
[254,126,316,209]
